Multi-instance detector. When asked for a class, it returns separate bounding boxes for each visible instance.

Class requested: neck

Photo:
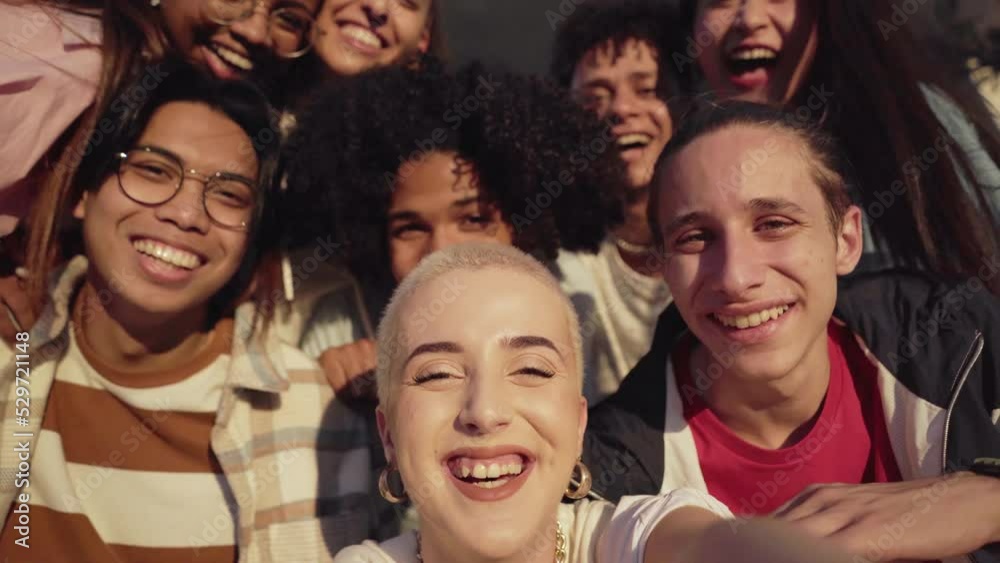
[692,331,831,450]
[75,277,214,374]
[612,186,659,277]
[419,518,559,563]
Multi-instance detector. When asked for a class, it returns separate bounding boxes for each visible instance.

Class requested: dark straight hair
[28,61,281,325]
[777,1,998,292]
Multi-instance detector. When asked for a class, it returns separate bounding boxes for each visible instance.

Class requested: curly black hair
[281,58,627,285]
[549,0,692,101]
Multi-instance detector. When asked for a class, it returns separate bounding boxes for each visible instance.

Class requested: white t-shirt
[554,238,672,405]
[332,490,732,563]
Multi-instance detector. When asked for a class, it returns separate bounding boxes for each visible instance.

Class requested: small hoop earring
[379,466,408,504]
[564,458,592,500]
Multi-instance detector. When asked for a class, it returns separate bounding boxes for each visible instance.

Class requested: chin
[727,349,802,383]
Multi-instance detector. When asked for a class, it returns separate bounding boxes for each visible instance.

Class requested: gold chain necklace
[416,521,567,562]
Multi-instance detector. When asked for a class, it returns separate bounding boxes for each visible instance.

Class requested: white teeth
[133,239,201,270]
[212,43,253,71]
[342,25,381,49]
[452,458,526,481]
[473,478,511,489]
[617,133,652,147]
[715,305,791,330]
[730,47,778,61]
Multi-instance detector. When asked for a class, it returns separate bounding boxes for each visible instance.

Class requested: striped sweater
[0,257,377,562]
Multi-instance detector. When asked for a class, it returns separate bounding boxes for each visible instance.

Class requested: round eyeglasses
[116,148,257,231]
[206,0,317,58]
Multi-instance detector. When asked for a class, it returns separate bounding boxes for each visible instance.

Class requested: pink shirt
[0,4,102,233]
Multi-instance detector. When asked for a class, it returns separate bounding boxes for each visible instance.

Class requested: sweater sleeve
[299,286,370,359]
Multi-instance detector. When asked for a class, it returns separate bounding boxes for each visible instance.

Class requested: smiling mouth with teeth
[133,239,203,271]
[617,133,653,152]
[714,304,793,330]
[727,47,779,75]
[448,455,527,490]
[209,42,254,71]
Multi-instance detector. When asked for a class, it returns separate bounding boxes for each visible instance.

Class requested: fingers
[0,274,34,344]
[318,339,378,399]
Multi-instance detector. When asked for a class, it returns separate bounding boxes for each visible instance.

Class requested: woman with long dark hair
[688,0,1000,293]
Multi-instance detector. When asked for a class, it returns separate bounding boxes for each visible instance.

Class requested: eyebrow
[387,196,481,222]
[450,196,479,210]
[499,335,564,359]
[661,198,810,237]
[405,341,464,365]
[748,197,808,215]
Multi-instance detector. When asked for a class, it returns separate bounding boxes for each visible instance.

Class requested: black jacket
[584,271,1000,563]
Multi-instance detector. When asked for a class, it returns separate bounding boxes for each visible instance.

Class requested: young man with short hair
[549,0,692,404]
[584,101,1000,562]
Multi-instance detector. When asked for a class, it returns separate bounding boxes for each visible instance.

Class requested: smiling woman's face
[378,267,585,560]
[694,0,818,104]
[160,0,322,81]
[313,0,432,77]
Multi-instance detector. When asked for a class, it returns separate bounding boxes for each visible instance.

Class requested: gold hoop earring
[379,466,408,504]
[564,458,592,500]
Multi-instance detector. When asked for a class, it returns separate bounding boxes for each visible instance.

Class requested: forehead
[659,125,825,217]
[572,38,660,83]
[277,0,321,11]
[399,269,574,355]
[138,102,257,178]
[392,152,478,207]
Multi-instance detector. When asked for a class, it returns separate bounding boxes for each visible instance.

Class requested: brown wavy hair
[18,0,169,309]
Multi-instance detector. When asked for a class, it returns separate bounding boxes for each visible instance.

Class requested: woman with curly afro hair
[281,59,630,405]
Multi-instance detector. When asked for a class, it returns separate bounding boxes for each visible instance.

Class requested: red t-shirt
[675,322,903,517]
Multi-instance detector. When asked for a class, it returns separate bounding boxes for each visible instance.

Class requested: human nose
[707,231,767,298]
[457,373,512,436]
[153,178,212,233]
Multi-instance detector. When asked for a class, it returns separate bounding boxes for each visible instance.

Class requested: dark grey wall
[439,0,571,75]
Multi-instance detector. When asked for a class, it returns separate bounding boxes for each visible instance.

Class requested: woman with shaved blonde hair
[334,242,859,563]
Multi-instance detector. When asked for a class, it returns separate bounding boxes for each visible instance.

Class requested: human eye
[391,221,429,240]
[673,229,711,253]
[412,364,464,386]
[755,216,797,237]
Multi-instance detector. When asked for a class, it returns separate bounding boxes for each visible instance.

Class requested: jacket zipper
[940,331,984,563]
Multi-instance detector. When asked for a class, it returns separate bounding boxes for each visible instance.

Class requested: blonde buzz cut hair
[375,243,584,414]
